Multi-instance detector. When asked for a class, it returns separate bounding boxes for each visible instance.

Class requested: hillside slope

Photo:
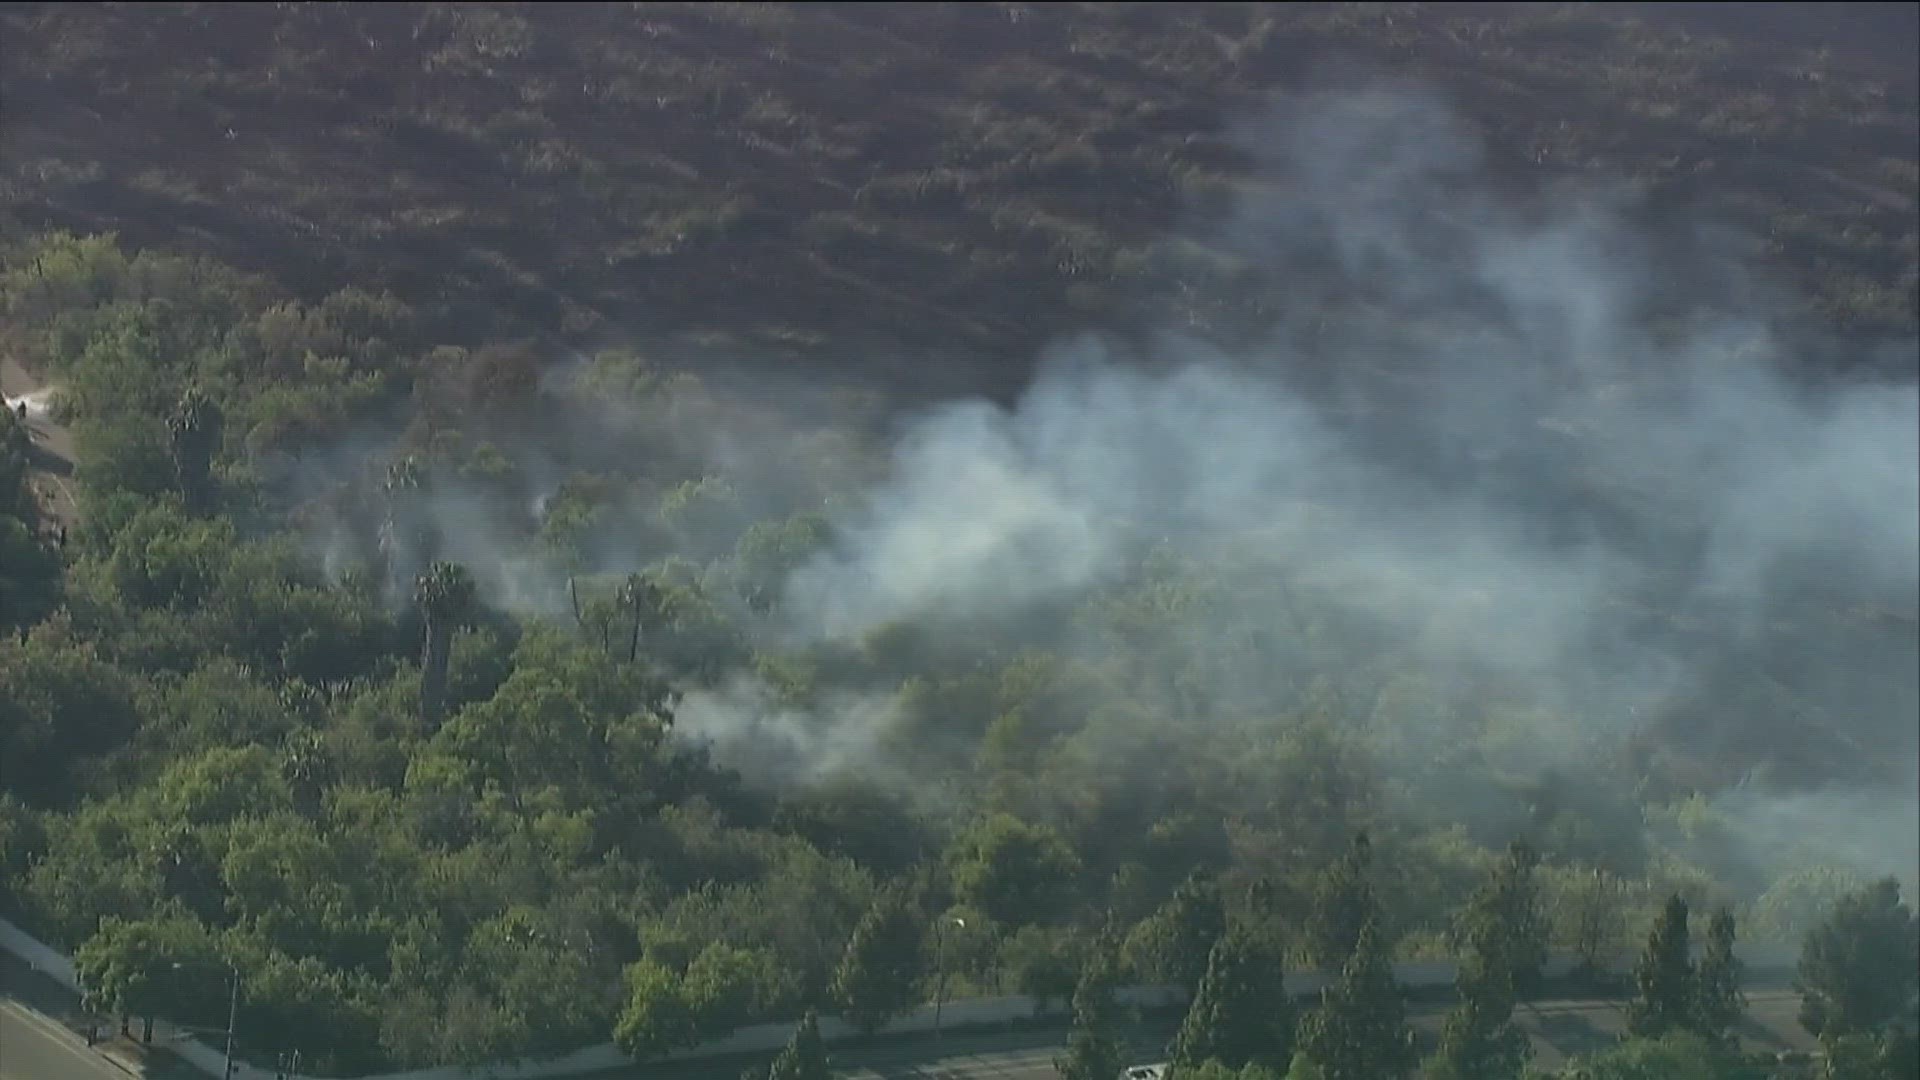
[2,2,1913,388]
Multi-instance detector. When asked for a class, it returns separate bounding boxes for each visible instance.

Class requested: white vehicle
[1119,1065,1168,1080]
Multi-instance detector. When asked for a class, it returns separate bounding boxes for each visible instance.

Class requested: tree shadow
[1733,1010,1799,1054]
[1523,1007,1620,1061]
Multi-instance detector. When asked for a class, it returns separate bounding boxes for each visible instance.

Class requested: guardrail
[0,913,1799,1080]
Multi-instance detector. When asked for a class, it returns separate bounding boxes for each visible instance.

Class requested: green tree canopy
[1176,1065,1282,1080]
[1450,840,1548,1000]
[831,886,927,1035]
[1695,908,1745,1048]
[1426,840,1545,1079]
[611,959,700,1062]
[1287,919,1416,1080]
[999,925,1083,1015]
[0,626,140,808]
[1304,831,1379,972]
[1795,878,1919,1047]
[1821,1029,1919,1080]
[167,386,223,510]
[74,908,228,1039]
[1125,869,1228,995]
[1628,893,1696,1039]
[1425,979,1531,1080]
[1056,922,1127,1080]
[414,560,477,728]
[1546,866,1632,983]
[1555,1031,1758,1080]
[946,812,1082,929]
[765,1009,831,1080]
[1170,931,1294,1076]
[682,941,786,1041]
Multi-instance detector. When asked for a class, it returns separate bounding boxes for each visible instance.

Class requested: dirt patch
[3,355,82,531]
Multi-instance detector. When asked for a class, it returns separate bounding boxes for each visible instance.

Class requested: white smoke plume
[674,675,899,791]
[751,84,1918,880]
[297,81,1918,890]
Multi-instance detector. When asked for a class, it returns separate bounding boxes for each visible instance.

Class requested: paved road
[0,999,133,1080]
[0,950,173,1080]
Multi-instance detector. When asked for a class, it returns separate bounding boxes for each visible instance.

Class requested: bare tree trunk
[420,620,450,727]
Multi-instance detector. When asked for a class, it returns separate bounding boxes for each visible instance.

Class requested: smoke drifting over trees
[291,83,1916,902]
[3,15,1915,1067]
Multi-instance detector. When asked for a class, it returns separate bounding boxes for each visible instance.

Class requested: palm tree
[281,729,334,818]
[415,561,477,728]
[167,388,223,510]
[381,455,437,597]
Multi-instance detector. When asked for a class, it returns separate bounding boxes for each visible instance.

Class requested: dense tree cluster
[0,230,1911,1078]
[831,886,928,1035]
[1157,856,1914,1080]
[1544,886,1915,1080]
[1169,932,1293,1075]
[1427,842,1548,1080]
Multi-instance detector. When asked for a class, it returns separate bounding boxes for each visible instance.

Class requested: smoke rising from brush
[674,675,898,792]
[781,87,1914,679]
[765,85,1915,882]
[309,83,1920,891]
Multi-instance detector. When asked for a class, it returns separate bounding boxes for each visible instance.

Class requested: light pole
[931,915,966,1047]
[222,964,240,1080]
[173,961,241,1078]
